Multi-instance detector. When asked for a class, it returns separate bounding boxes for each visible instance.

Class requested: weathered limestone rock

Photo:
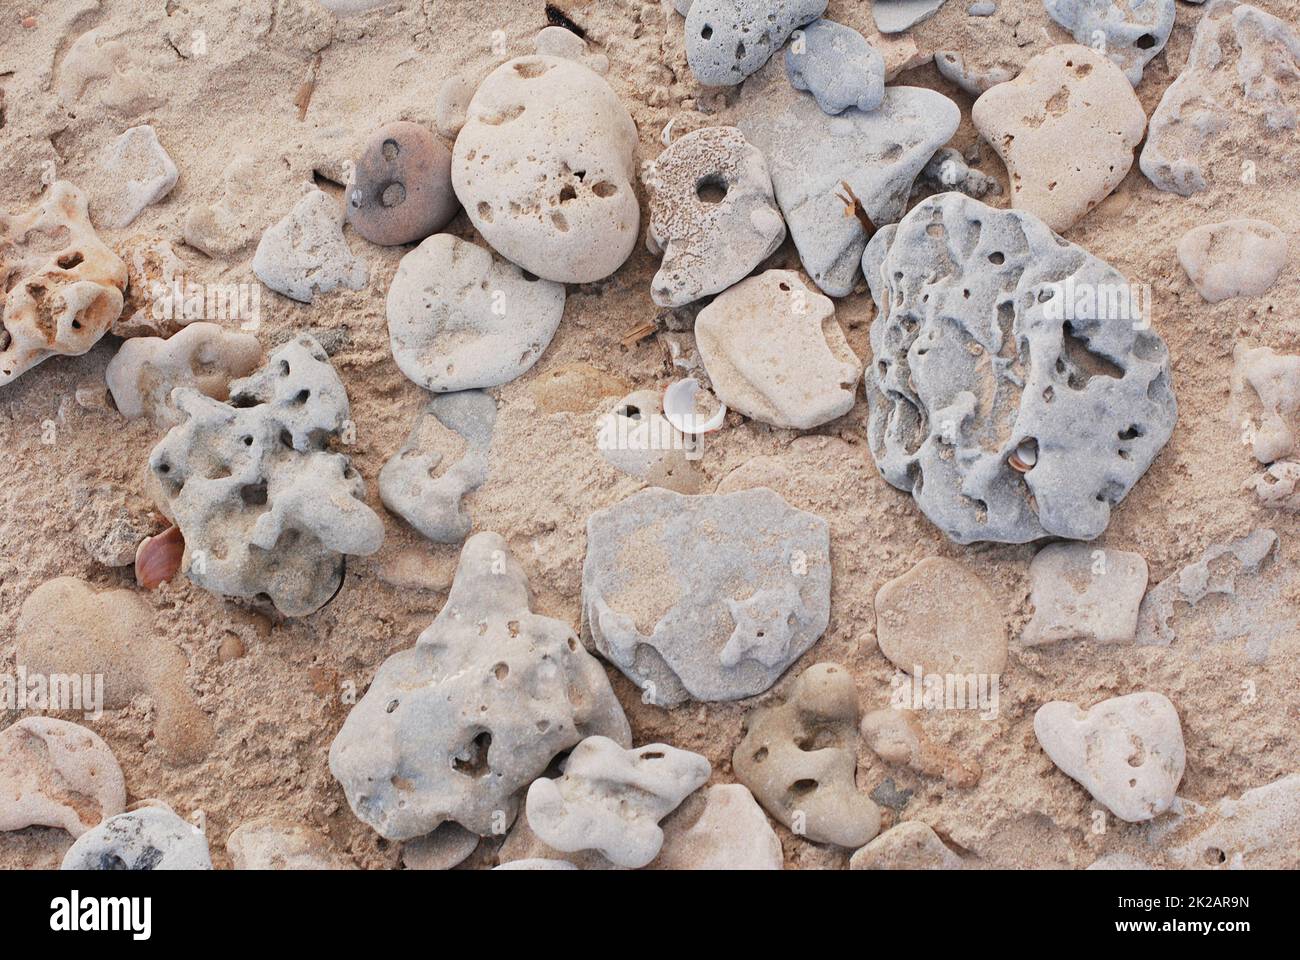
[1022,542,1149,646]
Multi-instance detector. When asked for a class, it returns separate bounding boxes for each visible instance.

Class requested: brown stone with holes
[346,121,457,246]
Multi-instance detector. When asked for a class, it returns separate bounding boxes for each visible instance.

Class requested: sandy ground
[1,0,1298,870]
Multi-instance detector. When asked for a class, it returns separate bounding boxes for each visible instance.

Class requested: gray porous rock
[582,487,831,706]
[379,391,496,544]
[863,192,1177,544]
[148,335,384,616]
[525,736,711,868]
[252,189,367,303]
[1168,774,1300,869]
[685,0,827,86]
[644,126,785,307]
[915,148,1001,200]
[61,806,212,870]
[784,19,885,115]
[1043,0,1175,86]
[873,0,948,34]
[329,532,631,840]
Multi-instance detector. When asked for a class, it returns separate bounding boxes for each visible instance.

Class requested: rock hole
[57,251,84,270]
[493,662,509,681]
[1135,33,1157,49]
[752,747,768,763]
[1060,321,1125,388]
[558,183,576,203]
[640,751,665,761]
[381,182,406,207]
[551,211,569,232]
[701,24,713,39]
[790,778,818,796]
[381,138,400,162]
[988,252,1005,265]
[696,174,727,204]
[241,482,268,506]
[513,60,549,79]
[386,698,399,713]
[452,731,492,777]
[293,389,311,404]
[477,201,494,223]
[1118,424,1143,441]
[1205,847,1227,865]
[591,180,616,198]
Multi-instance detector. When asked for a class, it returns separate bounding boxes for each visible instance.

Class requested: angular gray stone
[252,189,367,303]
[1022,542,1149,646]
[582,488,831,705]
[873,0,948,34]
[863,193,1177,544]
[61,806,212,870]
[1043,0,1175,86]
[685,0,827,86]
[784,19,885,115]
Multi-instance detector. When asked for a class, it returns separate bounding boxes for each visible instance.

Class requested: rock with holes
[111,235,189,339]
[329,532,631,840]
[696,270,861,429]
[872,0,948,33]
[452,55,639,284]
[0,181,127,387]
[148,335,384,616]
[1233,346,1300,464]
[733,662,881,847]
[61,805,213,870]
[1141,1,1300,196]
[525,736,711,868]
[863,193,1177,544]
[582,487,831,705]
[973,45,1146,233]
[596,389,703,493]
[1169,774,1300,869]
[644,126,785,307]
[1035,692,1185,822]
[916,148,1002,201]
[252,189,368,303]
[227,818,355,870]
[379,390,496,544]
[1022,542,1149,646]
[784,19,885,115]
[849,821,962,870]
[0,718,126,838]
[1044,0,1175,86]
[1246,460,1300,511]
[1177,220,1288,303]
[739,63,960,297]
[387,234,565,392]
[685,0,827,86]
[106,322,264,427]
[346,121,457,246]
[98,125,179,229]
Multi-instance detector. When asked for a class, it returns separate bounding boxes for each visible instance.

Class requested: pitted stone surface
[252,189,367,303]
[685,0,827,86]
[61,805,212,870]
[0,718,126,838]
[1043,0,1175,86]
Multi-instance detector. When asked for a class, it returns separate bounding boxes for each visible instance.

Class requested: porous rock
[849,821,962,870]
[98,125,179,229]
[1043,0,1175,86]
[1177,220,1288,303]
[785,18,885,115]
[329,532,631,840]
[346,121,457,246]
[1169,774,1300,869]
[0,718,126,838]
[685,0,827,86]
[61,805,212,870]
[1022,542,1149,646]
[935,50,1015,95]
[1233,345,1300,464]
[112,235,188,338]
[595,389,703,493]
[252,189,368,303]
[227,818,355,870]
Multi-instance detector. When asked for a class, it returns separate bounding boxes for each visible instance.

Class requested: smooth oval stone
[346,121,457,246]
[1177,219,1288,303]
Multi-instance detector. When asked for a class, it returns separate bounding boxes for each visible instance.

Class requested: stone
[874,557,1007,676]
[650,784,783,870]
[1044,0,1175,86]
[379,390,496,544]
[106,322,264,428]
[252,189,368,303]
[17,577,215,765]
[183,154,268,258]
[0,718,126,838]
[872,0,948,34]
[534,25,609,74]
[61,805,212,870]
[148,335,384,617]
[595,389,703,493]
[935,50,1015,95]
[58,28,161,117]
[1034,692,1185,822]
[434,74,475,138]
[860,708,981,787]
[1168,774,1300,869]
[582,488,831,705]
[739,65,960,297]
[1245,460,1300,511]
[1141,1,1300,196]
[493,858,578,870]
[0,181,127,387]
[695,270,861,429]
[346,121,457,246]
[1177,220,1288,303]
[685,0,827,86]
[733,663,880,847]
[387,234,565,392]
[401,822,480,870]
[98,125,179,229]
[644,126,785,307]
[849,821,962,870]
[525,736,711,869]
[66,475,157,568]
[227,818,355,869]
[785,19,885,115]
[916,148,1001,200]
[1022,542,1149,646]
[329,533,630,840]
[864,193,1177,544]
[1233,346,1300,463]
[112,236,189,338]
[452,56,639,284]
[973,45,1146,232]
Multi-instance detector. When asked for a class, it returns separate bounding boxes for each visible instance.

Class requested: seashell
[135,525,184,590]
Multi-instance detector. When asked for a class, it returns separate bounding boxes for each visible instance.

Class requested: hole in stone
[241,482,268,506]
[1060,321,1125,388]
[701,24,713,39]
[591,180,616,198]
[558,183,576,203]
[381,182,406,207]
[452,731,492,777]
[1205,847,1227,866]
[791,778,818,796]
[493,662,509,681]
[988,252,1005,265]
[696,174,727,204]
[386,699,399,713]
[57,251,84,270]
[1135,33,1157,49]
[381,138,400,161]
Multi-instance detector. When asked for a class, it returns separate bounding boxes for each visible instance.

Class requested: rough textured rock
[0,181,127,387]
[1022,542,1149,646]
[935,50,1015,95]
[785,18,884,115]
[684,0,827,86]
[148,335,384,616]
[1245,460,1300,511]
[1177,220,1288,303]
[734,663,880,847]
[916,148,1002,201]
[346,121,457,246]
[582,488,831,705]
[387,234,565,392]
[864,193,1177,544]
[252,189,368,303]
[61,805,212,870]
[1141,1,1300,196]
[650,784,783,870]
[860,708,981,787]
[1169,774,1300,869]
[227,818,355,869]
[1233,345,1300,464]
[874,557,1007,675]
[98,125,179,229]
[106,322,263,427]
[452,55,639,284]
[1043,0,1175,86]
[1035,692,1186,822]
[849,821,962,869]
[0,718,126,838]
[695,270,862,429]
[112,235,188,338]
[873,0,948,33]
[329,533,631,840]
[644,126,785,307]
[973,45,1146,232]
[400,822,480,870]
[525,736,711,868]
[595,389,703,493]
[66,474,158,568]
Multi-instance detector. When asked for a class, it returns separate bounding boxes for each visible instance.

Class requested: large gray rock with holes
[685,0,827,86]
[863,193,1176,544]
[329,533,630,840]
[61,806,212,870]
[1044,0,1175,87]
[784,18,884,115]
